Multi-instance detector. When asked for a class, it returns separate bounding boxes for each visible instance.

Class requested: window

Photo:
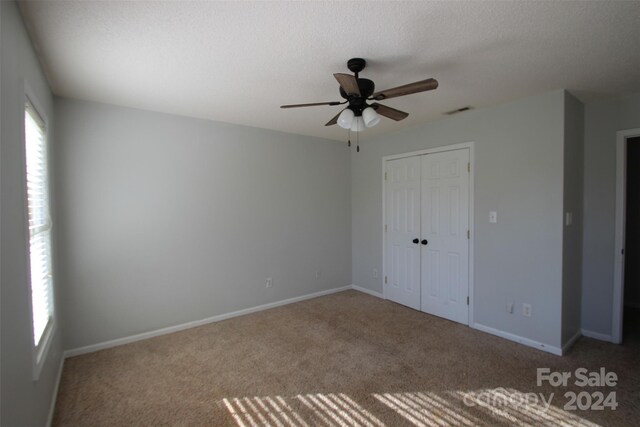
[24,98,55,372]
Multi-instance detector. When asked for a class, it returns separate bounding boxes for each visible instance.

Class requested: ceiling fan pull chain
[347,129,351,147]
[356,126,360,152]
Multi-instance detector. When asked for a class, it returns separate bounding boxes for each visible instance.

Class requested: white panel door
[385,156,421,310]
[420,149,470,324]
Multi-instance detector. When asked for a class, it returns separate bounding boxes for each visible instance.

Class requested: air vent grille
[444,106,473,115]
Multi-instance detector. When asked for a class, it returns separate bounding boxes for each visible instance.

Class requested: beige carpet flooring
[53,291,639,426]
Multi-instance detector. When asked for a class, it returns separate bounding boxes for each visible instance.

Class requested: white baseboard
[46,355,65,427]
[581,329,614,342]
[64,285,588,360]
[561,330,582,355]
[354,287,567,355]
[351,285,383,299]
[356,287,566,356]
[471,322,562,356]
[65,285,352,358]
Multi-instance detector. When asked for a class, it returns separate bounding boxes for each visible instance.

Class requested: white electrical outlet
[265,277,273,288]
[373,268,378,279]
[489,211,497,223]
[522,303,532,317]
[507,302,514,314]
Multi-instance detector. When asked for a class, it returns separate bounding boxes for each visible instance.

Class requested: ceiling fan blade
[333,73,361,96]
[281,101,342,109]
[372,78,438,101]
[371,103,409,121]
[325,108,346,126]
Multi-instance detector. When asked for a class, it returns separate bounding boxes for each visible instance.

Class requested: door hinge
[385,276,388,284]
[467,230,470,239]
[385,171,388,181]
[385,224,387,232]
[467,162,470,172]
[467,296,469,305]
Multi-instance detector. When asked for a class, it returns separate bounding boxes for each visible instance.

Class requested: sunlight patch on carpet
[223,395,309,427]
[223,389,603,426]
[373,391,479,426]
[374,389,602,427]
[222,393,383,427]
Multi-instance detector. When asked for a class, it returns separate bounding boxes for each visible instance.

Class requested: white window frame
[24,87,56,380]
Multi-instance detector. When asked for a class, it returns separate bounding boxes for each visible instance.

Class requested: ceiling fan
[281,58,438,133]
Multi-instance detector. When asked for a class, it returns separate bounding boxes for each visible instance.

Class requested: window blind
[25,100,54,348]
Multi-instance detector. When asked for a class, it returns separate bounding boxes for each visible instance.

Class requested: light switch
[489,211,497,223]
[566,212,573,226]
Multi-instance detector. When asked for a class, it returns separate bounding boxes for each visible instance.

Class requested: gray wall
[352,90,566,348]
[54,98,351,350]
[561,92,584,345]
[582,93,640,335]
[0,1,64,425]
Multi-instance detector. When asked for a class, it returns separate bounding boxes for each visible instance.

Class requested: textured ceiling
[18,1,640,141]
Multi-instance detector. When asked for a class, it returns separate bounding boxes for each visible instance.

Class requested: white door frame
[382,141,475,325]
[613,128,640,344]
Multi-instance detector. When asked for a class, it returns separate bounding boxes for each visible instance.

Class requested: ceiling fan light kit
[337,108,354,129]
[281,58,439,148]
[338,109,376,132]
[362,106,380,128]
[350,116,366,132]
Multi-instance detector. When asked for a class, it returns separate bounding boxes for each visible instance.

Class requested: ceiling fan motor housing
[338,58,376,116]
[339,78,375,115]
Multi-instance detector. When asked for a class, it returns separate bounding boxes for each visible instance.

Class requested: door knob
[412,238,419,244]
[421,239,428,245]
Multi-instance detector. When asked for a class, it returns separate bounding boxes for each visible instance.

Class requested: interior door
[420,149,470,324]
[384,156,421,310]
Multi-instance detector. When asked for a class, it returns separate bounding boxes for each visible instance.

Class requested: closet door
[384,156,421,310]
[420,149,470,324]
